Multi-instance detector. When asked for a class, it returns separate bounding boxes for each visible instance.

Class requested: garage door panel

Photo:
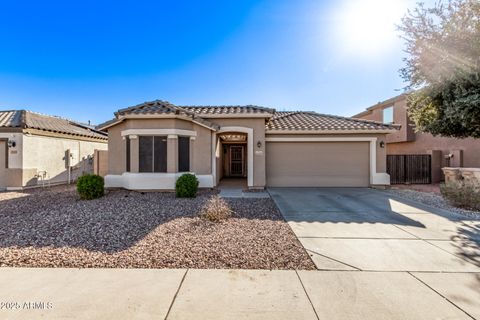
[266,142,369,187]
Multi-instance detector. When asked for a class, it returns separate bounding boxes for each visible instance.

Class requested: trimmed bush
[77,174,105,200]
[440,181,480,211]
[200,196,232,222]
[175,173,199,198]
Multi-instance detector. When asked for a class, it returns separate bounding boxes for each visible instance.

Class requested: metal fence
[387,154,432,184]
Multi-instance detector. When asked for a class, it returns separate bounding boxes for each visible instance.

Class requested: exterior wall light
[257,141,262,148]
[379,141,385,148]
[7,139,16,148]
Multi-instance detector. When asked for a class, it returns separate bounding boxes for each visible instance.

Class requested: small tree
[398,0,480,138]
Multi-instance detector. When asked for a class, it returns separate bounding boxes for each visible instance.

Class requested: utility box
[65,149,79,168]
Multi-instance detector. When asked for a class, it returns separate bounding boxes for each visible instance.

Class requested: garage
[266,141,370,187]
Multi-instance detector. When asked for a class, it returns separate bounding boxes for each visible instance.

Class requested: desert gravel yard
[386,188,480,218]
[0,186,314,270]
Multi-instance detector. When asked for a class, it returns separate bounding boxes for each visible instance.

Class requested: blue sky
[0,0,427,124]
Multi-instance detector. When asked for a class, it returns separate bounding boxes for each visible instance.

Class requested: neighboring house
[353,93,480,183]
[97,100,396,190]
[0,110,108,190]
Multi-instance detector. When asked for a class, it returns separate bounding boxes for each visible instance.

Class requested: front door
[0,140,7,188]
[230,146,244,176]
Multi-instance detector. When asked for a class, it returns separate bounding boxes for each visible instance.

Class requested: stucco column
[167,135,178,173]
[190,136,195,173]
[450,150,464,167]
[129,135,139,173]
[427,149,442,183]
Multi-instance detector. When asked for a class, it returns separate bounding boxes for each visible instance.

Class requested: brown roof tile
[266,111,397,131]
[115,100,275,117]
[0,110,108,140]
[98,100,397,133]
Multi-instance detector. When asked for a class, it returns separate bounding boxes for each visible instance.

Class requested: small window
[139,136,167,173]
[178,136,190,172]
[125,137,130,172]
[383,106,394,124]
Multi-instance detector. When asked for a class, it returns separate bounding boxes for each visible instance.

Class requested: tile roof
[181,105,275,116]
[98,100,397,133]
[266,111,397,131]
[115,100,275,117]
[0,110,108,140]
[0,110,23,127]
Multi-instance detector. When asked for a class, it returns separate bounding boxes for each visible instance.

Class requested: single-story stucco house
[0,110,108,190]
[97,100,398,190]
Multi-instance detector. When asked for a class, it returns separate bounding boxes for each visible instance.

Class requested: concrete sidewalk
[0,268,478,320]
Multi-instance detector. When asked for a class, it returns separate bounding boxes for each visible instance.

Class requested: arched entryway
[213,126,253,187]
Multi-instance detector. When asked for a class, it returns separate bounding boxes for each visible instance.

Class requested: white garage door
[266,141,370,187]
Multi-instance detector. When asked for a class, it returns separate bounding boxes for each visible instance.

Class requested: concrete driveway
[269,187,480,272]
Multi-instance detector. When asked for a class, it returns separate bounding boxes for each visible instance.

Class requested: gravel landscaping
[0,186,315,270]
[386,188,480,219]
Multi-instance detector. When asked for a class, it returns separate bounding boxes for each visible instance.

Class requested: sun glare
[331,0,409,58]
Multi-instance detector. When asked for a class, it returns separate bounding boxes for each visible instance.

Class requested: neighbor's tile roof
[266,111,396,131]
[0,110,108,140]
[0,110,23,127]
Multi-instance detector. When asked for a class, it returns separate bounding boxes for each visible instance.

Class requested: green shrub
[175,173,199,198]
[200,196,232,222]
[77,174,105,200]
[440,181,480,210]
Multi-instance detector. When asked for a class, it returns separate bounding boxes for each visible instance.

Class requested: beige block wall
[93,150,109,177]
[22,134,108,185]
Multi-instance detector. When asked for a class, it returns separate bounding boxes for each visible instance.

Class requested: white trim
[265,136,390,185]
[266,129,397,134]
[167,134,178,139]
[105,173,214,190]
[121,129,197,137]
[216,126,254,187]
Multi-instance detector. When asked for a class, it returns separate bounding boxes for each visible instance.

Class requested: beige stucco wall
[107,118,213,176]
[107,122,127,175]
[211,118,266,188]
[22,133,107,186]
[104,115,389,188]
[358,97,415,143]
[0,131,23,169]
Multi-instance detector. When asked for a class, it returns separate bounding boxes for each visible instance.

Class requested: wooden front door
[229,146,244,176]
